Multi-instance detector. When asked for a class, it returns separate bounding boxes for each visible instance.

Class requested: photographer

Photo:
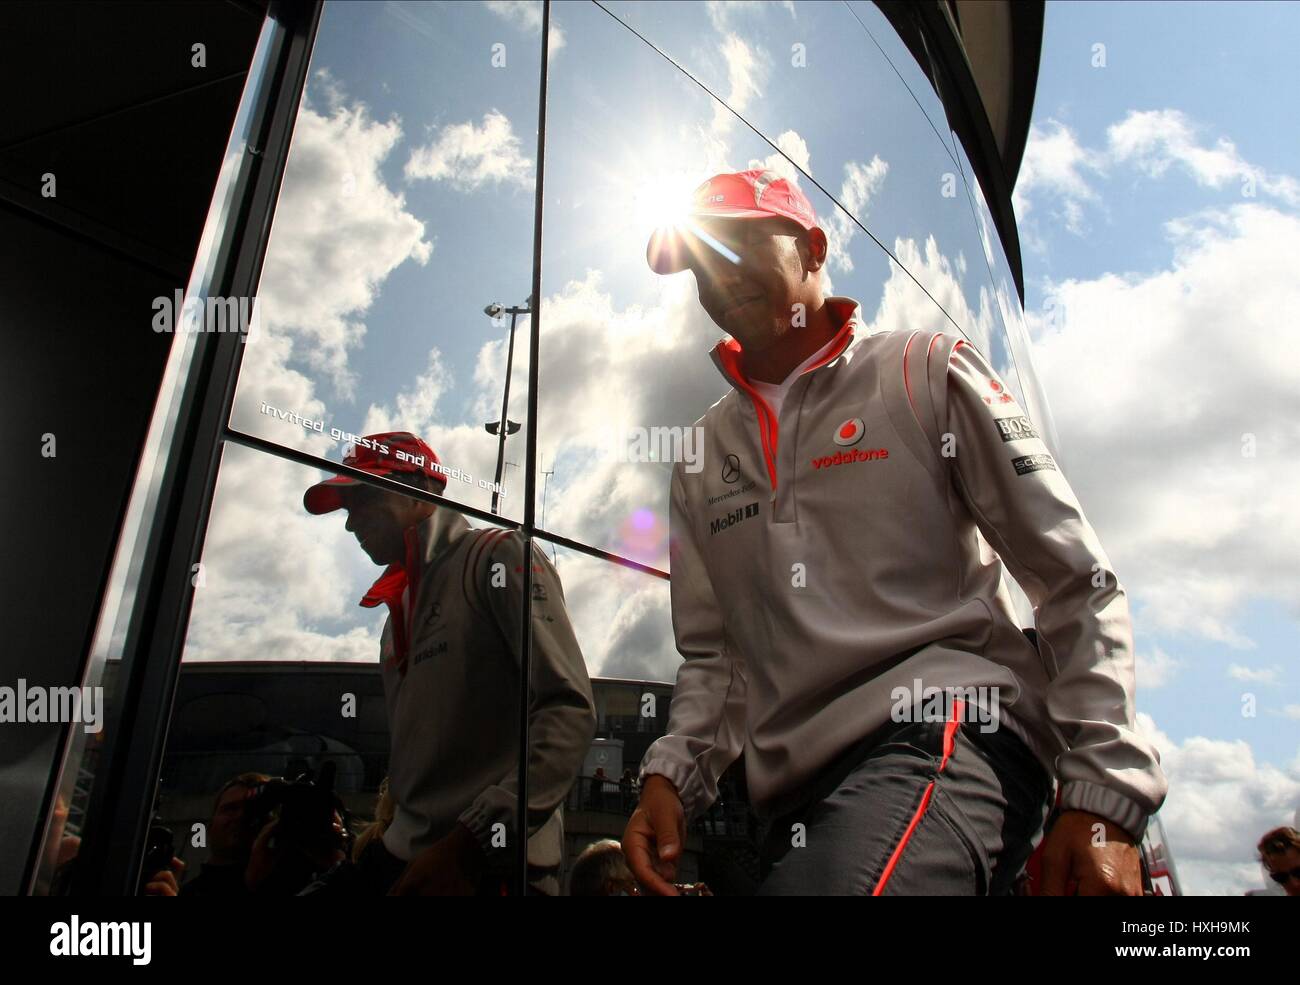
[241,767,352,896]
[182,772,268,896]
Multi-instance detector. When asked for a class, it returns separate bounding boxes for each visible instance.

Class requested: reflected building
[2,0,1178,895]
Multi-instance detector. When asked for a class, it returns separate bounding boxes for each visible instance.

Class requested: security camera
[484,302,504,318]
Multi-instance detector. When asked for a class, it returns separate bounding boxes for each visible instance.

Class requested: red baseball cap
[303,431,447,515]
[646,168,819,274]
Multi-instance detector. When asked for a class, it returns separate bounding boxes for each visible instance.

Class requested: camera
[244,761,350,861]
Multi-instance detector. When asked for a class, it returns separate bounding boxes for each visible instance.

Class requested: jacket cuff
[1059,780,1150,842]
[638,756,707,822]
[456,793,509,855]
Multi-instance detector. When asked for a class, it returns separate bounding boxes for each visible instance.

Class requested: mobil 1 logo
[710,502,760,535]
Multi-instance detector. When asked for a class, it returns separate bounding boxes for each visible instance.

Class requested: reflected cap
[646,168,818,275]
[303,431,446,515]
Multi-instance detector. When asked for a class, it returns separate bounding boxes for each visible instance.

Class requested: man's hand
[244,818,279,893]
[1039,809,1143,896]
[389,824,485,896]
[142,857,186,896]
[622,774,686,896]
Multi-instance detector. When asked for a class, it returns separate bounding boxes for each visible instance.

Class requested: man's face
[1264,846,1300,896]
[339,476,431,565]
[210,784,257,860]
[685,215,825,351]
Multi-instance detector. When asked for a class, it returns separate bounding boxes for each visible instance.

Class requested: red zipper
[712,319,857,494]
[714,341,781,490]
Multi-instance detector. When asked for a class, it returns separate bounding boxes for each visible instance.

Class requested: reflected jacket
[639,296,1168,840]
[365,508,596,868]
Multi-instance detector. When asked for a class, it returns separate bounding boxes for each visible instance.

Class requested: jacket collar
[708,295,863,390]
[358,506,472,609]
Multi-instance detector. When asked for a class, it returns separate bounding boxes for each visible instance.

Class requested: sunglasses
[1268,865,1300,885]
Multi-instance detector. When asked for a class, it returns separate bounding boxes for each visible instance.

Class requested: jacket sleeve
[639,461,748,821]
[456,531,597,852]
[940,338,1168,840]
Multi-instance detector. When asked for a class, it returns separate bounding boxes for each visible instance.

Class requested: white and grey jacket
[640,297,1168,840]
[373,509,596,868]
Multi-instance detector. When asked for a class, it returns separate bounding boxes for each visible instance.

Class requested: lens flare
[617,507,666,564]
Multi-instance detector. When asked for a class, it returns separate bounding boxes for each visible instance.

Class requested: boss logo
[995,416,1039,443]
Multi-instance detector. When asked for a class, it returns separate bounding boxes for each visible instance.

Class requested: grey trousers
[757,711,1054,896]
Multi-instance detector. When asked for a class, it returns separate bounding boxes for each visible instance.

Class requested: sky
[180,0,1298,896]
[1016,0,1300,896]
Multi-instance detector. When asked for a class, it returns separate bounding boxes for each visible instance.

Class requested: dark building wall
[0,1,265,894]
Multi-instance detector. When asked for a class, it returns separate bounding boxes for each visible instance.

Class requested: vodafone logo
[982,378,1016,406]
[833,418,865,446]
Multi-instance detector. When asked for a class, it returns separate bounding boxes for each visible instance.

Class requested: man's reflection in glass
[304,432,595,895]
[181,772,268,896]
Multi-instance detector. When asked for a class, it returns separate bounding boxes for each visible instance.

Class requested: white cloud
[1227,664,1281,685]
[244,71,432,399]
[183,443,385,663]
[484,0,566,56]
[1025,203,1300,643]
[705,0,795,33]
[1137,646,1182,689]
[1107,109,1300,206]
[405,110,535,191]
[825,156,889,273]
[1015,109,1300,241]
[551,550,679,682]
[360,347,452,440]
[1138,713,1300,895]
[708,33,767,136]
[873,233,995,353]
[1013,119,1106,234]
[750,129,811,182]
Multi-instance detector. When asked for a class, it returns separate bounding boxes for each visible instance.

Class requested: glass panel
[599,0,993,339]
[533,5,1057,896]
[927,128,1028,407]
[535,0,961,563]
[843,0,963,169]
[533,544,762,895]
[151,440,526,895]
[971,176,1064,461]
[947,129,1064,459]
[229,0,544,523]
[932,135,1056,628]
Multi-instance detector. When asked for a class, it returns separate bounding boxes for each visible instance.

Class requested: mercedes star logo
[721,454,741,483]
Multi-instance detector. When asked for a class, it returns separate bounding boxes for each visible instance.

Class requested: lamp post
[483,296,532,515]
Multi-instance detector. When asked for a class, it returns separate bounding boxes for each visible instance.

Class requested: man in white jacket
[304,432,595,894]
[623,169,1167,896]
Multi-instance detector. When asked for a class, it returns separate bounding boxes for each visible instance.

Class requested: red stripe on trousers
[871,698,965,896]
